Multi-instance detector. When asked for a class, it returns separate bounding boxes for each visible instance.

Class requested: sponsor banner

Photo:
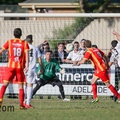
[34,85,112,96]
[0,63,115,96]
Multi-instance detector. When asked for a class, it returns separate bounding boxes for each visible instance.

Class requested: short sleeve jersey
[39,58,61,80]
[110,41,120,67]
[28,44,41,71]
[84,48,107,73]
[3,38,29,69]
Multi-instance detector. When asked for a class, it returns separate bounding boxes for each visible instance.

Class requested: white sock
[26,86,33,105]
[24,85,27,103]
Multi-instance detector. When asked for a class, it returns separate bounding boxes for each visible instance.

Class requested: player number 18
[13,47,22,57]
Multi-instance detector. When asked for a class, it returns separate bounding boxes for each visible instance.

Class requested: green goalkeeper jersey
[37,58,61,80]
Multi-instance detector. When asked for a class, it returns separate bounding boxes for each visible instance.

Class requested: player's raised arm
[113,30,120,41]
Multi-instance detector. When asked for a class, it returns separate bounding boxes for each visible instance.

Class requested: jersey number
[114,49,118,57]
[97,52,102,58]
[29,49,33,57]
[13,48,22,57]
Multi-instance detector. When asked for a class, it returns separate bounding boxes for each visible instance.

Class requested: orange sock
[92,83,97,99]
[108,85,119,98]
[0,86,7,99]
[19,89,24,106]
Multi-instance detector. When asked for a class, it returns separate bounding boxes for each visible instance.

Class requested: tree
[50,0,111,41]
[79,0,111,13]
[0,0,25,4]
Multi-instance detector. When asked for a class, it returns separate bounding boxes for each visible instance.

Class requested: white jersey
[67,50,84,61]
[110,41,120,67]
[26,44,41,84]
[28,44,41,71]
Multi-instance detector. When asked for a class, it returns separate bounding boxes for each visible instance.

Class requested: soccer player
[108,30,120,101]
[0,28,29,109]
[32,50,70,101]
[77,40,120,103]
[24,35,42,108]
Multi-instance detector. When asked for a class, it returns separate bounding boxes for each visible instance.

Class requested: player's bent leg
[113,86,120,102]
[32,80,42,97]
[55,80,70,101]
[105,82,120,102]
[59,85,65,99]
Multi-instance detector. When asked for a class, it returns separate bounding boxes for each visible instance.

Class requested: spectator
[2,50,8,62]
[79,39,86,54]
[53,42,68,64]
[38,40,50,59]
[65,41,84,66]
[65,41,84,99]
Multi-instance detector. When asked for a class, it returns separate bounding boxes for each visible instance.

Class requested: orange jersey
[84,48,107,73]
[3,38,29,69]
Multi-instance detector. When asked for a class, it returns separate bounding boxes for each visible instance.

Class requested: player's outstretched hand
[60,68,65,74]
[112,30,117,35]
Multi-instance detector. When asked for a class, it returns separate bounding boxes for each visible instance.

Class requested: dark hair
[57,42,64,46]
[14,28,22,38]
[25,34,33,43]
[111,40,118,48]
[74,41,79,44]
[46,50,53,54]
[42,42,49,46]
[92,44,98,48]
[85,40,91,48]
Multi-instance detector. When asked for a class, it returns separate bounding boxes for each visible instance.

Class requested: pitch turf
[0,96,120,120]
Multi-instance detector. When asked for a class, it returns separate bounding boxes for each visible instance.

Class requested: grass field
[0,96,120,120]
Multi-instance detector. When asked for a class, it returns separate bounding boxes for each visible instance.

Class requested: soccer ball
[66,43,74,52]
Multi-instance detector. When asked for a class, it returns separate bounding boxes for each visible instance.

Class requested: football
[66,43,74,52]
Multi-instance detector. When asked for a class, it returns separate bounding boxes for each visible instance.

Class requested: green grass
[0,96,120,120]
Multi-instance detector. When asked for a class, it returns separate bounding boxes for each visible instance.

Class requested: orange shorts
[94,70,109,83]
[4,67,25,83]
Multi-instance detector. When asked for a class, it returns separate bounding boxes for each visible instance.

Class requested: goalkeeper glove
[60,68,65,74]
